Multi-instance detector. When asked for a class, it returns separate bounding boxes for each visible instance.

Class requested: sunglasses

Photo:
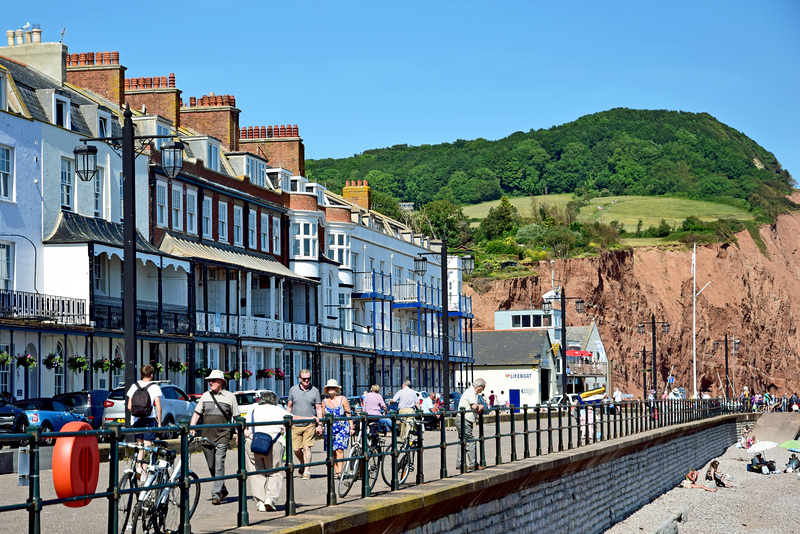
[300,377,311,381]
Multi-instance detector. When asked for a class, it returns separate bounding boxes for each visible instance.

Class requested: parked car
[54,390,111,431]
[0,397,29,448]
[102,382,196,439]
[545,394,581,409]
[234,390,260,418]
[13,398,87,446]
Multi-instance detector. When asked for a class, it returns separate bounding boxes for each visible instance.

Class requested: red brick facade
[181,94,240,151]
[239,137,305,177]
[125,79,181,126]
[325,206,352,223]
[66,51,126,108]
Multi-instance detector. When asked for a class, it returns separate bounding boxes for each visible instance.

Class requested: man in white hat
[287,368,323,479]
[189,369,240,505]
[669,388,682,400]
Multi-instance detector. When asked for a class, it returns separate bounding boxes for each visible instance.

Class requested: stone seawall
[262,414,748,534]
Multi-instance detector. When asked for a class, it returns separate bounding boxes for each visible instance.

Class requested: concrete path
[748,412,800,444]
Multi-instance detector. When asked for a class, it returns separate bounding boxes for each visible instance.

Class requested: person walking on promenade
[245,390,290,512]
[455,378,486,472]
[321,379,355,479]
[286,369,323,479]
[363,385,391,431]
[126,364,162,479]
[392,380,417,441]
[189,369,240,505]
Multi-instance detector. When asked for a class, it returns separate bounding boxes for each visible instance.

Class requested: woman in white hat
[321,378,355,478]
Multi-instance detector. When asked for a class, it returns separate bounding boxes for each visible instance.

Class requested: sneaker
[264,497,276,511]
[220,488,229,500]
[211,497,221,505]
[302,472,311,480]
[257,501,267,512]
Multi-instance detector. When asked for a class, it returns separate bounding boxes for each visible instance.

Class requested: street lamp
[637,314,670,396]
[413,246,474,409]
[634,349,647,401]
[712,334,740,398]
[542,288,584,404]
[74,106,183,426]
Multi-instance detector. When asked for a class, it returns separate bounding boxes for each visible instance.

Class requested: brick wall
[181,95,240,151]
[126,88,181,126]
[325,206,352,223]
[66,54,126,108]
[239,137,305,177]
[288,194,319,211]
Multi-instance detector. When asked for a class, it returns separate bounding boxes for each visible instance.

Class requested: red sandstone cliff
[466,194,800,400]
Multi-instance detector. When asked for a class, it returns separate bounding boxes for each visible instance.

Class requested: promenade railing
[0,397,744,533]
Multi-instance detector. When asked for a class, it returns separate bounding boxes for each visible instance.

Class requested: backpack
[130,382,154,417]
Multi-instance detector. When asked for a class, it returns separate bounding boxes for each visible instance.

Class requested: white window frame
[93,254,105,293]
[272,217,281,254]
[248,209,256,249]
[93,166,104,218]
[0,242,13,290]
[202,197,212,238]
[207,143,220,172]
[328,232,350,267]
[339,293,351,330]
[0,145,12,201]
[233,205,243,246]
[156,124,170,150]
[54,95,70,128]
[0,74,6,112]
[186,190,197,235]
[260,213,269,251]
[218,201,228,242]
[171,185,183,231]
[61,158,73,211]
[155,181,167,227]
[98,110,111,138]
[291,221,318,259]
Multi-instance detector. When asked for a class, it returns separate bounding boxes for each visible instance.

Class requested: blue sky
[4,1,800,177]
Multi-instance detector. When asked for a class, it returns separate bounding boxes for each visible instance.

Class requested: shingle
[472,330,552,366]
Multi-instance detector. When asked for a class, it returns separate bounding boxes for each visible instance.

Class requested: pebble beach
[604,442,800,534]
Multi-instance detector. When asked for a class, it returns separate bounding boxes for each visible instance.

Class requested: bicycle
[337,421,388,498]
[382,417,423,487]
[119,435,208,533]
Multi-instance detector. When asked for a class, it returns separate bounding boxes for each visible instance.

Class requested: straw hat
[324,379,342,392]
[205,369,225,381]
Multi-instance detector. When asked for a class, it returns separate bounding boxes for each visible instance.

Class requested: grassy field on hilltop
[463,194,754,230]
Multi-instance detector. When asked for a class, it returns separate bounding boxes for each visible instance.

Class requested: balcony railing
[448,294,472,315]
[0,289,88,326]
[94,297,190,334]
[320,325,374,350]
[353,271,393,296]
[195,311,240,335]
[566,358,608,377]
[392,283,441,307]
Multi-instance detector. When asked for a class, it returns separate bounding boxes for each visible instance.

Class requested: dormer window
[156,124,171,150]
[55,96,70,128]
[0,74,6,112]
[245,157,267,188]
[207,143,220,171]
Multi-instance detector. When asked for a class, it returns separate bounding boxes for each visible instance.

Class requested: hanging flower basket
[93,359,111,372]
[275,368,286,380]
[241,370,252,380]
[67,356,88,374]
[43,353,63,370]
[224,370,237,381]
[16,354,36,369]
[168,360,188,374]
[195,367,211,379]
[0,352,11,367]
[256,368,274,380]
[111,357,125,370]
[149,360,164,374]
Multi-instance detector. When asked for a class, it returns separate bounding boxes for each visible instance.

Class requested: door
[509,389,521,413]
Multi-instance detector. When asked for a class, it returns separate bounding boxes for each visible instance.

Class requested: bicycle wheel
[117,472,137,534]
[396,450,412,485]
[381,446,395,487]
[338,444,361,498]
[161,471,200,532]
[367,449,381,491]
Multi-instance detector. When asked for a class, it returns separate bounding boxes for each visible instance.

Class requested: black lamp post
[637,314,670,396]
[414,244,474,409]
[542,288,584,405]
[713,334,740,398]
[75,106,183,426]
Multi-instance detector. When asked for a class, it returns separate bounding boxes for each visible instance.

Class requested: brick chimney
[66,51,126,107]
[125,73,181,126]
[238,124,305,177]
[181,93,240,151]
[343,180,371,211]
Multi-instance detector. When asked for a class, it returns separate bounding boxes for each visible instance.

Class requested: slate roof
[472,330,552,366]
[44,211,163,254]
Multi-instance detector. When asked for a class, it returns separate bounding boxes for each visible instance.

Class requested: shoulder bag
[249,409,275,455]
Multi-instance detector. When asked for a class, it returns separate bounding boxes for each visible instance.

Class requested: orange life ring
[52,421,99,507]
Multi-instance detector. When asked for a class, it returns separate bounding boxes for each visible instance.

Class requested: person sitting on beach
[751,453,778,474]
[682,470,717,491]
[705,460,732,488]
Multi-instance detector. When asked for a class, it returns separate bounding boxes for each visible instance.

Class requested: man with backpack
[126,364,163,478]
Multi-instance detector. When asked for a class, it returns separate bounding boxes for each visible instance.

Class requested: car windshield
[15,399,46,410]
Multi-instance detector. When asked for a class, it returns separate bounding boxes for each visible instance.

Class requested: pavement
[747,412,800,444]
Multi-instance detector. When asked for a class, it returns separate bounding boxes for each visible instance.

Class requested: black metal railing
[0,289,87,325]
[93,297,190,334]
[0,397,743,533]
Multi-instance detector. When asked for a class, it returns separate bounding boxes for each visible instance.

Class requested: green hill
[306,108,795,220]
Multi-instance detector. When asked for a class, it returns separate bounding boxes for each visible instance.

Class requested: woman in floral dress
[322,379,355,478]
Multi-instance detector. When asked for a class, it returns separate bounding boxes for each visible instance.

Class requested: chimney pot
[247,126,254,138]
[279,125,286,137]
[260,126,266,138]
[168,73,175,88]
[14,29,23,46]
[267,126,273,137]
[240,127,246,138]
[87,52,95,65]
[31,28,41,43]
[24,30,31,45]
[6,31,13,47]
[230,95,236,106]
[111,51,119,65]
[293,125,298,136]
[104,51,111,64]
[96,51,103,64]
[79,52,87,66]
[144,76,152,89]
[189,96,196,106]
[137,77,145,89]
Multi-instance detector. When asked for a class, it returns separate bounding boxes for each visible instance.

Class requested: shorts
[133,417,157,442]
[291,423,316,450]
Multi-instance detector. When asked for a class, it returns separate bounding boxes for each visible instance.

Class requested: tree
[479,196,522,241]
[370,191,403,220]
[417,200,472,248]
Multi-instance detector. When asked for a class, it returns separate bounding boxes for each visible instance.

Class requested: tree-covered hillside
[306,108,795,219]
